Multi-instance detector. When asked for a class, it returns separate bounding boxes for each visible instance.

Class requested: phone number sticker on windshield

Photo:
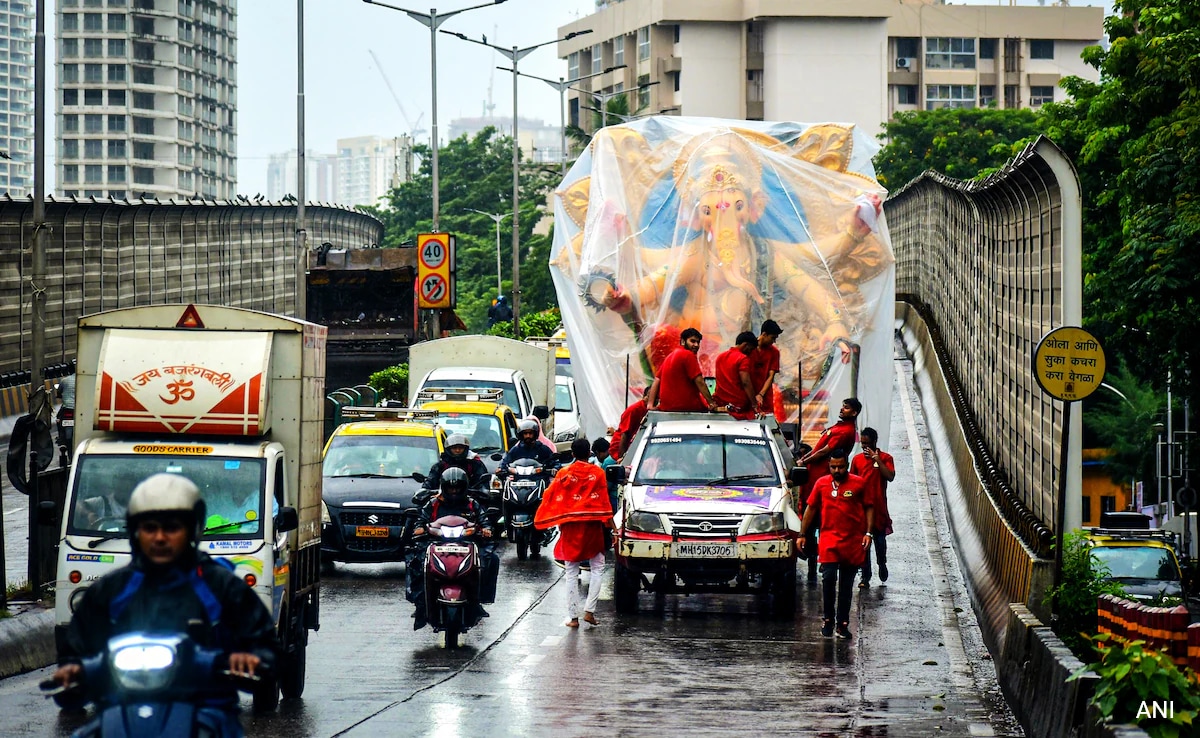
[132,444,214,455]
[733,438,766,445]
[649,437,682,444]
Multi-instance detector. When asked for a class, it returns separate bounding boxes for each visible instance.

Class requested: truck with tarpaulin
[52,304,326,711]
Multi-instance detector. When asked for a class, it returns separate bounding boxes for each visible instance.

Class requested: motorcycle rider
[406,467,497,630]
[52,473,278,735]
[497,419,557,475]
[422,433,490,498]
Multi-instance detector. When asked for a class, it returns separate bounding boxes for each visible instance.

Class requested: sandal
[565,618,580,628]
[583,612,599,626]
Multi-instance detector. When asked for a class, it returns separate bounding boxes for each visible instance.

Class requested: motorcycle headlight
[745,513,786,534]
[321,500,331,525]
[625,511,666,534]
[109,636,180,692]
[553,430,576,442]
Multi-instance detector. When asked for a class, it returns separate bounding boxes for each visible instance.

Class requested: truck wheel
[253,673,280,712]
[772,567,797,619]
[280,625,308,700]
[614,563,639,614]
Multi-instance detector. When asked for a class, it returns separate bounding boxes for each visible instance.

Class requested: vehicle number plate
[61,419,75,427]
[355,526,389,538]
[671,542,736,558]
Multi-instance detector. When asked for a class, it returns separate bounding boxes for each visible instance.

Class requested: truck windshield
[436,413,504,452]
[1091,545,1181,582]
[633,434,779,487]
[68,456,268,538]
[427,379,519,413]
[323,434,439,478]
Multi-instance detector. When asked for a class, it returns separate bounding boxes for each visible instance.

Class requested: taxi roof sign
[176,304,205,329]
[414,387,504,403]
[339,406,440,422]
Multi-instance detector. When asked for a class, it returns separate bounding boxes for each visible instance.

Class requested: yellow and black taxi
[414,388,519,476]
[320,407,445,565]
[1084,513,1187,605]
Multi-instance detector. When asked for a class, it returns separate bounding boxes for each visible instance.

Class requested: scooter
[497,458,555,560]
[55,383,74,456]
[423,514,483,648]
[40,632,262,738]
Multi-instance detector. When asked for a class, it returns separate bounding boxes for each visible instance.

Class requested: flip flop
[565,618,580,628]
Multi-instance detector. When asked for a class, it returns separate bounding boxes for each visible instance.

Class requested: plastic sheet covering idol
[550,118,896,445]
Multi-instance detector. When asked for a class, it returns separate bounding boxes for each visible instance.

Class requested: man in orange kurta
[535,438,613,627]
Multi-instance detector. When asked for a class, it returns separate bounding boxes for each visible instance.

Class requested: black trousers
[820,562,859,625]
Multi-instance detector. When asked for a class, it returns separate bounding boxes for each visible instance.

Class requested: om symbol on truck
[160,379,196,405]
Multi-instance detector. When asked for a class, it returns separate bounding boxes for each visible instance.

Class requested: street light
[502,64,627,175]
[574,79,660,128]
[441,28,593,337]
[466,208,511,296]
[362,0,507,232]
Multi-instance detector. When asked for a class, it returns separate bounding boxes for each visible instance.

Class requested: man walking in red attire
[851,427,895,588]
[610,388,649,462]
[647,327,716,413]
[713,332,759,420]
[798,449,874,640]
[535,439,613,628]
[796,397,861,584]
[748,319,783,414]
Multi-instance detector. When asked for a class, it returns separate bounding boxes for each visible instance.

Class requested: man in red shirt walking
[798,449,874,640]
[748,319,783,414]
[647,328,716,413]
[851,427,895,588]
[796,397,861,584]
[713,331,758,420]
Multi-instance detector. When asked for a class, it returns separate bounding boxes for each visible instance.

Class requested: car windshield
[633,434,779,487]
[427,379,518,412]
[555,384,574,412]
[1091,545,1180,582]
[323,434,439,478]
[436,413,504,452]
[68,456,267,538]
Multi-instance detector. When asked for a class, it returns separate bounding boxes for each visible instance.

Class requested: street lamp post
[442,29,592,337]
[296,0,307,320]
[579,79,661,128]
[504,65,626,175]
[362,0,507,232]
[466,208,511,296]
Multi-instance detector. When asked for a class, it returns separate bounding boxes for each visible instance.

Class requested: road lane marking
[538,635,562,648]
[519,654,545,666]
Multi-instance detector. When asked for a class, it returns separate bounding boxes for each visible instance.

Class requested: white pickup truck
[608,411,804,617]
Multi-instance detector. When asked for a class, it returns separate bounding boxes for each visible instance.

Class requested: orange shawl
[534,460,613,529]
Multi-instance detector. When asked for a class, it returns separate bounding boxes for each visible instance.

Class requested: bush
[368,364,408,404]
[1045,530,1125,659]
[1071,634,1200,738]
[486,308,562,340]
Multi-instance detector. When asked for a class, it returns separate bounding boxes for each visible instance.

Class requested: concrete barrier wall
[0,196,383,376]
[0,609,55,680]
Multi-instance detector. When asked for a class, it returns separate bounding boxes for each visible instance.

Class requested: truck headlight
[745,513,786,534]
[321,501,331,525]
[553,430,576,442]
[625,511,666,534]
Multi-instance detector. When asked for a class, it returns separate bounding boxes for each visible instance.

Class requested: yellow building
[1081,448,1133,526]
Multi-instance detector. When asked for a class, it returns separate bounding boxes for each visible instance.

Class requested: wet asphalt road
[0,356,1025,737]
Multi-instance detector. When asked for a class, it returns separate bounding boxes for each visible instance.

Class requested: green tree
[364,127,561,332]
[1046,0,1199,410]
[873,107,1045,189]
[1083,362,1164,487]
[565,92,635,152]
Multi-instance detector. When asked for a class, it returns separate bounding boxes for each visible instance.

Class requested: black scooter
[497,458,556,560]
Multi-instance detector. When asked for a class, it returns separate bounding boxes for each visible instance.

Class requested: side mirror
[490,452,503,461]
[275,506,299,533]
[532,405,550,421]
[411,471,427,484]
[37,499,57,527]
[788,467,807,487]
[606,465,627,485]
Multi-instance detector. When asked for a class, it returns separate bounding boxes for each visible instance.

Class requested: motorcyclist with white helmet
[422,432,489,494]
[497,419,557,475]
[52,473,278,734]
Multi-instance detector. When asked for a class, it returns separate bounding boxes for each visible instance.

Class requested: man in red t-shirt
[647,328,715,413]
[747,319,783,413]
[798,449,874,640]
[713,331,758,420]
[796,397,861,584]
[610,389,649,462]
[850,426,895,588]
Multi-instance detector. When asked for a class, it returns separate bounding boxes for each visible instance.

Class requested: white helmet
[127,473,206,547]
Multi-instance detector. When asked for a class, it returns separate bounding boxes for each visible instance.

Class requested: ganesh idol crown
[549,117,896,447]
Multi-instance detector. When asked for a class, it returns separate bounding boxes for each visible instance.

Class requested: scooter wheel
[516,541,528,561]
[529,543,541,558]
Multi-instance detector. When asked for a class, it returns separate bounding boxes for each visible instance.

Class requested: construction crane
[368,49,427,140]
[368,49,426,189]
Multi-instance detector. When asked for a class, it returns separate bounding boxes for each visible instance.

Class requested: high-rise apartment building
[266,149,336,202]
[0,1,34,195]
[561,0,1103,138]
[334,135,413,208]
[55,0,237,200]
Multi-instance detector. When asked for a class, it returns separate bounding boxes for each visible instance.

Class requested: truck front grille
[667,513,742,539]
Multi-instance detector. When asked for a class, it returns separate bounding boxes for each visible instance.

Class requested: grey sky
[237,0,595,196]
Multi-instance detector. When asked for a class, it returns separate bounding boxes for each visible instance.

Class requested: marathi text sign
[1033,327,1105,402]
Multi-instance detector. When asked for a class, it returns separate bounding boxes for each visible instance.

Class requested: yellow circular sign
[1033,327,1106,402]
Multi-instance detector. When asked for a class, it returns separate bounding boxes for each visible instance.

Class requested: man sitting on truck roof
[713,331,759,420]
[647,328,717,413]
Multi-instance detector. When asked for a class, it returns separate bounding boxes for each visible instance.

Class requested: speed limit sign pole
[1033,326,1106,606]
[416,233,456,339]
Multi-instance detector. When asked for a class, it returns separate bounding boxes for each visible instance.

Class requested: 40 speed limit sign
[416,233,456,309]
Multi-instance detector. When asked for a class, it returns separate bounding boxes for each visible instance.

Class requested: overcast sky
[237,0,595,195]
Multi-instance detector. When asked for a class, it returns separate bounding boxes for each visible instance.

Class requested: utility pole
[296,0,308,320]
[30,0,46,400]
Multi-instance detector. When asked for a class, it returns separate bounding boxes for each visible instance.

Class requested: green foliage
[1046,531,1125,659]
[485,307,562,340]
[368,364,408,404]
[1071,634,1200,738]
[1045,0,1200,410]
[566,93,638,151]
[1082,361,1164,486]
[873,107,1045,189]
[367,127,561,333]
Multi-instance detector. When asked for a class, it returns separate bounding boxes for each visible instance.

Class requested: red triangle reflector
[176,304,205,329]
